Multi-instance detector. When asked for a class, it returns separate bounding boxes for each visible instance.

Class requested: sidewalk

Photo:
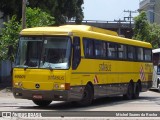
[0,76,12,97]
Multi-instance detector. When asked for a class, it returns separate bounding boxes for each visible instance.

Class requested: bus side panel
[71,58,153,98]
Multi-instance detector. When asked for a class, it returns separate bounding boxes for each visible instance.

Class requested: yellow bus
[12,25,153,106]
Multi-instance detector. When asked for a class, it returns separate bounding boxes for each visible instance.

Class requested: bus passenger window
[94,40,105,58]
[118,44,127,59]
[144,49,152,61]
[127,46,135,60]
[107,42,117,59]
[102,42,107,58]
[83,38,94,57]
[137,48,144,61]
[153,53,159,65]
[157,64,160,75]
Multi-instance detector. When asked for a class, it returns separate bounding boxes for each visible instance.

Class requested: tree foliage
[0,7,55,61]
[0,15,21,61]
[133,11,160,48]
[0,0,84,25]
[133,11,150,42]
[26,7,54,27]
[0,0,22,20]
[29,0,84,25]
[149,23,160,48]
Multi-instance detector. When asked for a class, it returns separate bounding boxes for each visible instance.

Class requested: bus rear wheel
[133,83,140,99]
[123,82,134,100]
[32,100,52,107]
[77,84,93,106]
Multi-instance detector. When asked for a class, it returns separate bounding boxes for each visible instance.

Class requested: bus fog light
[54,84,59,89]
[18,82,23,87]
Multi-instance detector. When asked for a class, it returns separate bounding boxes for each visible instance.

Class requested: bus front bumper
[12,87,84,102]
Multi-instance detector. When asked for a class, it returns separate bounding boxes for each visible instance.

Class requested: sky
[83,0,140,21]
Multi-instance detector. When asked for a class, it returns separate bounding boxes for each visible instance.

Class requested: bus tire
[133,83,140,99]
[32,100,52,107]
[157,79,160,89]
[123,82,133,100]
[77,84,93,106]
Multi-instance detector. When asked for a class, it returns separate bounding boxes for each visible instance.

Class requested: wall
[0,60,12,82]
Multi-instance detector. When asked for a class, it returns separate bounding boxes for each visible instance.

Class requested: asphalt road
[0,89,160,120]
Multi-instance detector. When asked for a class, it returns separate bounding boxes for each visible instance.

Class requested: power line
[124,10,137,28]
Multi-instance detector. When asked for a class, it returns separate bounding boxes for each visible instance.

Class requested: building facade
[139,0,160,24]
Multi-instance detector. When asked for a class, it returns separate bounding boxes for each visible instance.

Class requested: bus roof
[152,48,160,53]
[60,25,118,36]
[20,25,152,48]
[20,25,118,36]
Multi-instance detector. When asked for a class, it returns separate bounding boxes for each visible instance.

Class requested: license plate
[33,95,43,99]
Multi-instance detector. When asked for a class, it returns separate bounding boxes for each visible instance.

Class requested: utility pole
[22,0,26,29]
[124,10,137,28]
[114,19,126,35]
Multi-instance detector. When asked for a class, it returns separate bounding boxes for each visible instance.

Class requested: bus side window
[107,42,117,59]
[72,37,81,70]
[157,64,160,75]
[137,47,144,61]
[127,46,136,60]
[144,49,152,62]
[118,44,127,59]
[94,40,106,58]
[83,38,94,57]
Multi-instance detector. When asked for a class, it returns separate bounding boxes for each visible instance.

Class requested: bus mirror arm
[24,65,28,71]
[48,63,53,71]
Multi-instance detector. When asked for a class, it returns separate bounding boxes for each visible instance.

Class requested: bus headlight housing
[14,82,23,87]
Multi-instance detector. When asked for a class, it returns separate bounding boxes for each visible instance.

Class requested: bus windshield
[16,36,71,69]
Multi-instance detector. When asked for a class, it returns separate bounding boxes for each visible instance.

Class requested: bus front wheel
[32,100,52,107]
[77,84,94,106]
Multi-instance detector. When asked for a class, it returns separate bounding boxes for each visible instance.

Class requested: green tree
[0,7,55,61]
[0,0,22,20]
[149,23,160,48]
[133,11,160,48]
[0,15,21,61]
[26,7,54,28]
[0,0,84,25]
[133,11,150,42]
[53,0,84,25]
